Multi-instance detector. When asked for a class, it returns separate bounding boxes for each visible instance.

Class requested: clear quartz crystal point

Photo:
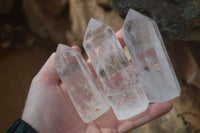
[83,19,149,120]
[122,9,181,103]
[54,44,111,123]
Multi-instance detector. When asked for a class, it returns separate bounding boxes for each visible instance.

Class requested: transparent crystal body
[83,19,149,120]
[54,44,111,123]
[122,9,181,102]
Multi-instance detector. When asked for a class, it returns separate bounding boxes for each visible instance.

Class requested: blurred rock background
[0,0,200,132]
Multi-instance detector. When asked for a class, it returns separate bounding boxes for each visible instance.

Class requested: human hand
[22,30,173,133]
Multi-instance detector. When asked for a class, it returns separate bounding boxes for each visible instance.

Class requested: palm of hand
[22,31,173,133]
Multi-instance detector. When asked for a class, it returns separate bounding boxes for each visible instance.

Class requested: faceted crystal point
[54,44,111,123]
[83,19,149,120]
[122,9,181,103]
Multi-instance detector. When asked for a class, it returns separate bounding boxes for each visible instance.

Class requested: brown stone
[23,0,69,43]
[173,82,200,130]
[188,42,200,66]
[23,0,123,46]
[67,0,123,46]
[186,42,200,88]
[182,113,200,130]
[97,0,113,11]
[66,0,87,45]
[191,69,200,89]
[130,109,192,133]
[165,40,198,83]
[38,0,69,16]
[66,0,123,45]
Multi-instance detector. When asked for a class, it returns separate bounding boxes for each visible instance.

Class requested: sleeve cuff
[6,119,37,133]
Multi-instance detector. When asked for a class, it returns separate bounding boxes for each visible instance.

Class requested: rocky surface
[131,108,192,133]
[22,0,123,46]
[22,0,69,44]
[112,0,200,41]
[166,40,200,132]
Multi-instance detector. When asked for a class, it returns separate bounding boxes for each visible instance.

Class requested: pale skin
[22,30,173,133]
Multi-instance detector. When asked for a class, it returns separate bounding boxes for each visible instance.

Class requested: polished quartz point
[83,19,149,120]
[122,9,181,103]
[54,44,111,123]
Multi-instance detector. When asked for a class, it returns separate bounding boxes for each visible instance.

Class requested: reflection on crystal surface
[83,19,149,120]
[123,9,181,102]
[54,44,111,123]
